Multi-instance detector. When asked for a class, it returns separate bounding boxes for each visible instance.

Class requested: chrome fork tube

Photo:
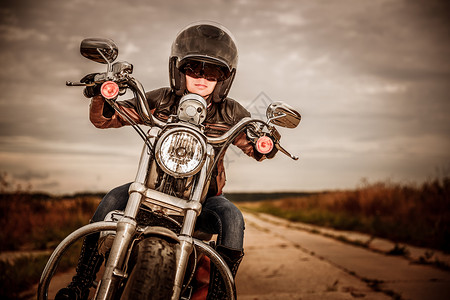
[96,137,154,300]
[95,218,136,300]
[171,145,213,300]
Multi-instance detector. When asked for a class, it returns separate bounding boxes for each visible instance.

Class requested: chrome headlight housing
[155,128,207,178]
[177,93,207,125]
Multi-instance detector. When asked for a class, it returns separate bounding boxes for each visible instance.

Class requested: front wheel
[121,237,177,300]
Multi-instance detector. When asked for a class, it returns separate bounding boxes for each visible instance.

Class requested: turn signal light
[101,81,119,99]
[256,136,274,154]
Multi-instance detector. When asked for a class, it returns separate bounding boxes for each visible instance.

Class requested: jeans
[92,182,245,250]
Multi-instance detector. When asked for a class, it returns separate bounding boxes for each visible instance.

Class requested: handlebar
[68,74,298,161]
[126,78,166,128]
[206,117,299,160]
[206,117,266,145]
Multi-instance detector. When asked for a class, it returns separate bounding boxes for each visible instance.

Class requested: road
[33,212,450,300]
[238,212,450,300]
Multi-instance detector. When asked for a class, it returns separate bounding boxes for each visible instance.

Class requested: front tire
[121,237,177,300]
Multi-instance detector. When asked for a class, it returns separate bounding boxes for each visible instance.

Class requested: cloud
[0,135,138,157]
[355,81,408,95]
[121,42,141,56]
[0,24,49,41]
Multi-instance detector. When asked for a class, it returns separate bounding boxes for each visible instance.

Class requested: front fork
[171,145,213,300]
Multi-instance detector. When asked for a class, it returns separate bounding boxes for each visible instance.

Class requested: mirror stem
[97,48,114,79]
[267,112,287,124]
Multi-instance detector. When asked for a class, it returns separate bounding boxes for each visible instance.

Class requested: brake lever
[66,81,89,86]
[275,142,299,160]
[67,72,110,87]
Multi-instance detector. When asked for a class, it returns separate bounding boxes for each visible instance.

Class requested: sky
[0,0,449,194]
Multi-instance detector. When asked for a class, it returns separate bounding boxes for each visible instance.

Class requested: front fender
[142,226,180,243]
[38,221,118,300]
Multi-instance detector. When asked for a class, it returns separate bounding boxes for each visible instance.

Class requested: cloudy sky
[0,0,449,194]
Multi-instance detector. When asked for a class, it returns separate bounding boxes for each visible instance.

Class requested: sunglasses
[182,61,229,82]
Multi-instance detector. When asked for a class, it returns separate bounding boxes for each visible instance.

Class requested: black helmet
[169,21,238,102]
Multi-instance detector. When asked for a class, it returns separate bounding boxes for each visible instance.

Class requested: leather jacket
[89,87,263,196]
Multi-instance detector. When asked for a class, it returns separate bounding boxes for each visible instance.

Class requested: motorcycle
[38,38,301,300]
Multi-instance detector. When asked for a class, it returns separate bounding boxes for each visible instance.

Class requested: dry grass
[243,178,450,253]
[0,193,100,251]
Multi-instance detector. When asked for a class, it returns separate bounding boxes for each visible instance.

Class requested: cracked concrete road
[237,212,450,300]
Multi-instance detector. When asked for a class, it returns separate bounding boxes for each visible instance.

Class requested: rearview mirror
[266,101,301,128]
[80,38,118,64]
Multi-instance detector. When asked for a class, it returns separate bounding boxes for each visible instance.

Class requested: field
[239,178,450,253]
[0,176,448,299]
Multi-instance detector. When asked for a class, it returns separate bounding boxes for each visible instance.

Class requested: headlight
[155,128,207,177]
